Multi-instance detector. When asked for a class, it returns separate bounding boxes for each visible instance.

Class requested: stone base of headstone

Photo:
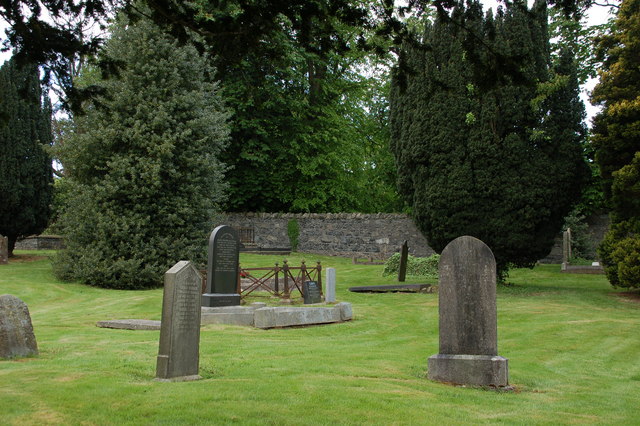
[202,293,241,307]
[427,354,509,387]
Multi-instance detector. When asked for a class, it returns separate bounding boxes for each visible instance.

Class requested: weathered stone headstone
[427,236,509,387]
[156,261,202,381]
[325,268,336,303]
[398,240,409,282]
[561,228,572,271]
[0,235,8,265]
[303,281,322,304]
[202,225,241,307]
[0,295,38,359]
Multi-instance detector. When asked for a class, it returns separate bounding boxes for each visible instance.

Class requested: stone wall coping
[223,212,410,220]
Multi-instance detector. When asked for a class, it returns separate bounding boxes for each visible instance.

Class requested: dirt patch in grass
[614,291,640,303]
[8,254,47,263]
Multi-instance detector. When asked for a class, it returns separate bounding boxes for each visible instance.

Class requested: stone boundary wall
[221,213,435,259]
[15,235,65,250]
[222,213,610,263]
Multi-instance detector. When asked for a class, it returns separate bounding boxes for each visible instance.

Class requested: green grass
[1,250,639,425]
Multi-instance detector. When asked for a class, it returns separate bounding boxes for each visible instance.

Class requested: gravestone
[427,236,509,387]
[0,235,8,265]
[156,261,202,381]
[325,268,336,303]
[202,225,241,307]
[398,240,408,282]
[303,281,322,304]
[561,228,572,271]
[0,295,38,359]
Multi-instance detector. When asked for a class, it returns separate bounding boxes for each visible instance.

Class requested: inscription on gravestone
[427,236,509,387]
[0,294,38,359]
[202,225,241,307]
[303,281,322,304]
[156,261,202,381]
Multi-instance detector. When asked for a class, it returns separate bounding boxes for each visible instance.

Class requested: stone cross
[202,225,241,307]
[0,235,8,265]
[427,236,509,387]
[0,294,38,359]
[156,261,202,381]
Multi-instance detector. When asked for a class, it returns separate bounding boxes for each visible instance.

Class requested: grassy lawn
[1,250,639,425]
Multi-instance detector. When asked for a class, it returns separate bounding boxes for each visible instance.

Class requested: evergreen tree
[390,0,588,279]
[0,58,54,256]
[53,11,229,289]
[591,0,640,288]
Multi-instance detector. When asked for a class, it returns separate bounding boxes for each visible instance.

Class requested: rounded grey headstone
[0,294,38,359]
[438,236,497,356]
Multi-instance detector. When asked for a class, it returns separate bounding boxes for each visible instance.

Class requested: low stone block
[254,307,277,329]
[0,294,38,359]
[427,354,509,387]
[336,302,353,321]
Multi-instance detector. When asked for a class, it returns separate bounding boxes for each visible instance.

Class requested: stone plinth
[254,302,353,329]
[427,354,508,387]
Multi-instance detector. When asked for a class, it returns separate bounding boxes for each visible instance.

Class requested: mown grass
[1,250,639,425]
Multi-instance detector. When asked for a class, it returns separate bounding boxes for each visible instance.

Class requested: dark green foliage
[390,0,589,278]
[563,210,596,260]
[382,253,440,280]
[287,219,300,252]
[0,58,53,255]
[217,6,402,213]
[53,12,229,289]
[591,0,640,288]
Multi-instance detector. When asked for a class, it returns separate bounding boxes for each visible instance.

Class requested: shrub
[382,253,440,280]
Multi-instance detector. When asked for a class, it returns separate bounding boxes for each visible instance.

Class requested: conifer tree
[591,0,640,288]
[0,58,54,256]
[53,11,229,289]
[390,0,588,278]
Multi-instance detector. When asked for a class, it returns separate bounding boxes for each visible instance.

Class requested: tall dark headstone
[398,240,409,282]
[202,225,241,307]
[0,235,8,265]
[156,261,202,381]
[0,295,38,359]
[427,236,509,387]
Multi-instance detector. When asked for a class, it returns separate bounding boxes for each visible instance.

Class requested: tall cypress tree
[390,0,588,278]
[0,58,54,256]
[53,11,229,289]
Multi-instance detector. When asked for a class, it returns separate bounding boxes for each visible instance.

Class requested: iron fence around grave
[239,260,322,300]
